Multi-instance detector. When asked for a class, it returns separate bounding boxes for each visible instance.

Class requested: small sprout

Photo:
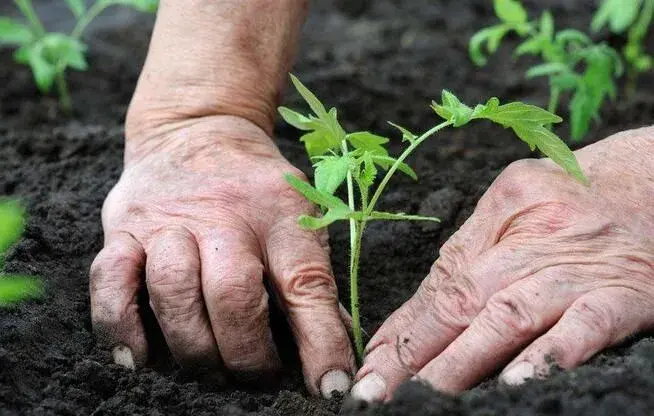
[0,0,158,113]
[0,200,42,307]
[279,75,586,362]
[470,0,623,141]
[592,0,654,94]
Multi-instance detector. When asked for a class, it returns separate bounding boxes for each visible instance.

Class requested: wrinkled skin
[89,115,355,396]
[352,129,654,401]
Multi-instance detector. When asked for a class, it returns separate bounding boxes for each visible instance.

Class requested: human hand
[351,128,654,401]
[90,115,354,397]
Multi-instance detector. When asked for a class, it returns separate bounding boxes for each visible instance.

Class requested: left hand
[351,128,654,401]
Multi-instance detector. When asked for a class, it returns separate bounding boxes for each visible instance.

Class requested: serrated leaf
[64,0,86,18]
[284,173,350,211]
[592,0,642,33]
[388,122,417,143]
[431,90,474,127]
[289,73,327,118]
[367,212,441,222]
[0,275,43,307]
[0,18,33,45]
[360,152,378,188]
[297,207,351,230]
[347,132,389,156]
[494,0,528,24]
[278,107,317,131]
[477,102,562,126]
[314,155,350,195]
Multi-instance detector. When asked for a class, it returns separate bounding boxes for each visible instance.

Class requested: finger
[351,239,540,402]
[145,226,221,369]
[90,232,148,368]
[200,228,281,380]
[266,218,355,398]
[500,287,654,386]
[414,268,580,394]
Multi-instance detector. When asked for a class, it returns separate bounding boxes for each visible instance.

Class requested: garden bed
[2,0,654,414]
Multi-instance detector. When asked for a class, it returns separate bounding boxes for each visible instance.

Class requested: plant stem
[350,220,366,363]
[546,86,560,130]
[72,1,110,39]
[340,141,366,362]
[56,71,72,115]
[14,0,46,36]
[366,121,452,215]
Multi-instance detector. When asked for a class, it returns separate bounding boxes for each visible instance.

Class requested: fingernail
[112,345,135,370]
[320,370,351,399]
[350,372,386,402]
[500,361,534,386]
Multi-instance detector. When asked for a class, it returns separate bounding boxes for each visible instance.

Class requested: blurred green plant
[592,0,654,95]
[0,0,158,113]
[0,200,42,307]
[470,0,623,141]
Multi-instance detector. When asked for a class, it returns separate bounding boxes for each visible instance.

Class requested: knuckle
[420,272,482,331]
[210,271,265,313]
[89,245,141,291]
[569,300,616,337]
[483,291,540,339]
[278,263,337,304]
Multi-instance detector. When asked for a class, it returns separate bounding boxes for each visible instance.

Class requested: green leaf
[592,0,642,33]
[99,0,159,13]
[314,155,350,195]
[468,99,586,183]
[515,36,545,56]
[0,275,43,307]
[0,18,33,45]
[469,25,511,66]
[278,107,317,131]
[494,0,528,24]
[42,33,88,71]
[371,155,418,180]
[526,62,569,78]
[23,44,57,92]
[360,152,378,188]
[347,131,389,155]
[367,211,441,222]
[284,173,350,211]
[299,131,335,158]
[431,90,474,127]
[0,200,25,257]
[289,73,327,118]
[297,207,352,229]
[64,0,86,18]
[388,122,417,143]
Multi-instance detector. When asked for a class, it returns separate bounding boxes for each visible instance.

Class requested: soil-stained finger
[89,232,148,368]
[265,218,355,398]
[145,226,222,369]
[200,228,282,381]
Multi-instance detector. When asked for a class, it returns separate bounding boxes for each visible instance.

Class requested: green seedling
[0,200,42,307]
[470,0,623,141]
[592,0,654,94]
[279,74,587,362]
[0,0,158,113]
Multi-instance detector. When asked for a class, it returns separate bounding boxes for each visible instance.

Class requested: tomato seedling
[470,0,623,141]
[0,0,158,113]
[592,0,653,95]
[0,199,42,307]
[279,74,587,362]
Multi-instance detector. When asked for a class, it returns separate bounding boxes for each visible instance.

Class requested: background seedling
[0,200,42,307]
[470,0,623,141]
[592,0,654,95]
[280,74,586,362]
[0,0,158,113]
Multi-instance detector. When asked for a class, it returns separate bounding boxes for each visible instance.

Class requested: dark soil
[2,0,654,415]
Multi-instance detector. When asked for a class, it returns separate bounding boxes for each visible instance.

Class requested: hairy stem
[366,120,452,214]
[14,0,45,36]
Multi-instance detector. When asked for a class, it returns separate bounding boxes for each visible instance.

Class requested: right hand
[89,115,355,397]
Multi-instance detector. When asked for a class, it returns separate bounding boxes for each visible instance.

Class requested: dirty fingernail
[350,372,386,402]
[320,370,351,398]
[112,345,135,370]
[500,361,534,386]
